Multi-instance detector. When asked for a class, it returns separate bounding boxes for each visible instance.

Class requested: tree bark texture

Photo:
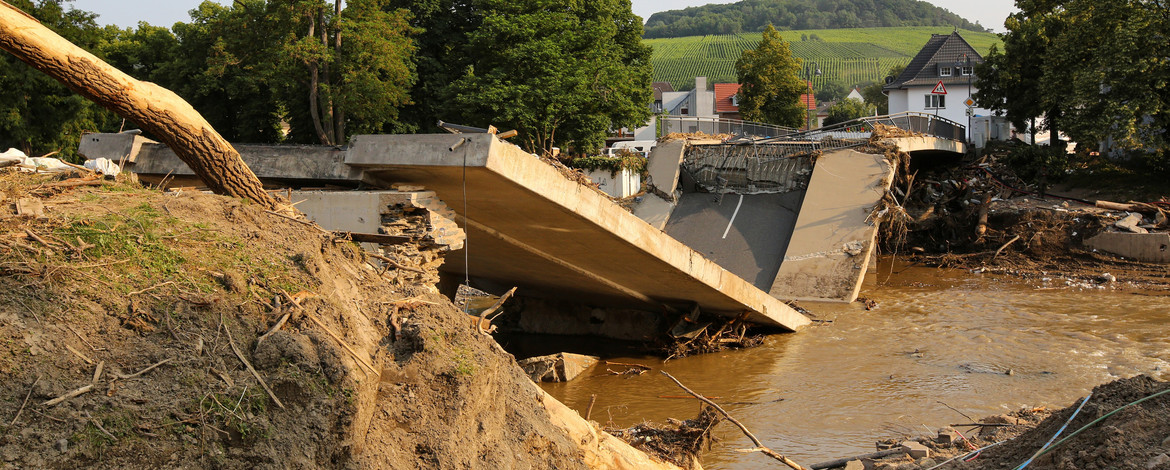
[0,2,277,209]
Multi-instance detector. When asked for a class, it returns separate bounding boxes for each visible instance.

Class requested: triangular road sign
[931,80,948,95]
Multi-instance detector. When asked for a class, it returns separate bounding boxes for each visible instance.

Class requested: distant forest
[643,0,986,38]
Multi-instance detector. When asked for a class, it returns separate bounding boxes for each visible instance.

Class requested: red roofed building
[713,83,742,120]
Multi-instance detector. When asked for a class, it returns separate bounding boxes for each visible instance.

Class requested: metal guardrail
[657,115,799,139]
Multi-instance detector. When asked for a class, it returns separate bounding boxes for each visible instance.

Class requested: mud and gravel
[0,170,594,469]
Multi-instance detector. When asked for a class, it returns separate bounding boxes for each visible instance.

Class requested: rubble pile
[606,405,720,470]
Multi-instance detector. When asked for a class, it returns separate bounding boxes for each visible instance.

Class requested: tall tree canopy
[4,0,654,155]
[643,0,986,39]
[0,0,120,158]
[976,0,1169,167]
[417,0,652,154]
[735,24,805,127]
[823,97,875,125]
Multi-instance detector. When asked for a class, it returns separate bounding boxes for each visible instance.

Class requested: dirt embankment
[0,170,649,469]
[854,375,1170,470]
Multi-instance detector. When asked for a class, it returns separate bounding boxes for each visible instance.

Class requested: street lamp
[804,62,821,130]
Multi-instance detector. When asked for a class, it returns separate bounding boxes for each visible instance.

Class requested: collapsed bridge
[79,112,965,336]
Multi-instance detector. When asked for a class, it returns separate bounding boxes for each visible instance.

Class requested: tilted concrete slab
[1085,232,1170,263]
[345,134,809,330]
[768,148,894,302]
[664,191,804,290]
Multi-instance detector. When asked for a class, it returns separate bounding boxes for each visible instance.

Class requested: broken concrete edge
[518,353,600,382]
[1084,231,1170,263]
[879,135,966,155]
[644,140,687,199]
[476,136,811,331]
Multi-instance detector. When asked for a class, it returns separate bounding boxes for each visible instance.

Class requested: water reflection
[542,260,1170,469]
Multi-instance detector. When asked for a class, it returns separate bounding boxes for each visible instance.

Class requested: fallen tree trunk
[0,1,276,208]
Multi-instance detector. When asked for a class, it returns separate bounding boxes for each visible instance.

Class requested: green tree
[973,9,1053,144]
[823,97,875,125]
[268,0,416,145]
[0,0,120,159]
[440,0,652,154]
[859,64,904,115]
[977,0,1168,167]
[735,24,805,127]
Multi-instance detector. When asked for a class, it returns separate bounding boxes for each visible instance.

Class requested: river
[539,260,1170,469]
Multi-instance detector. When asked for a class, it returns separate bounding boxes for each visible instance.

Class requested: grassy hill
[646,27,1002,92]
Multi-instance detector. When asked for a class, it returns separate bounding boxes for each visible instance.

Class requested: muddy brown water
[538,260,1170,469]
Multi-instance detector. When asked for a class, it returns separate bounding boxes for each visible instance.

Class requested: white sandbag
[0,148,26,168]
[83,158,121,177]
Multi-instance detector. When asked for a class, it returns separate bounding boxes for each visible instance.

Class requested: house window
[962,66,974,76]
[939,66,952,77]
[681,107,689,115]
[925,95,946,109]
[731,94,739,107]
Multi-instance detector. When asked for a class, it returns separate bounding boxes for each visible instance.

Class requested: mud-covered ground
[848,375,1170,470]
[0,170,598,469]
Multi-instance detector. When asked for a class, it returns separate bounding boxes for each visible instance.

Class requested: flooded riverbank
[540,259,1170,468]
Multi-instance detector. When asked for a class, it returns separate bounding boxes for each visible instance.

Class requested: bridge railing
[657,115,799,139]
[765,111,967,148]
[679,112,966,195]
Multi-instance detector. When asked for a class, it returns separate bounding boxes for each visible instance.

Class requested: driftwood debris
[0,2,276,208]
[660,371,811,470]
[809,448,907,469]
[43,384,94,407]
[475,286,517,335]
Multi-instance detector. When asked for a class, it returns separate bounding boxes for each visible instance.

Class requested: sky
[70,0,1017,33]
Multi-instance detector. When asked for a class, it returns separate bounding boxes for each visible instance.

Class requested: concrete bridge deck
[80,132,811,331]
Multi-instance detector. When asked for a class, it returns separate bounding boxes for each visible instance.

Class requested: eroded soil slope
[0,170,590,469]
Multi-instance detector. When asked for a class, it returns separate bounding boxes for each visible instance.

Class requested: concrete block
[1115,213,1148,233]
[936,427,961,445]
[844,460,865,470]
[1085,232,1170,263]
[517,353,599,382]
[900,441,930,459]
[78,132,152,163]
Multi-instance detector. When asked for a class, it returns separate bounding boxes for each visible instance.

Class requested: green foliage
[646,27,1000,92]
[735,25,804,127]
[823,97,876,125]
[859,64,904,114]
[642,0,987,38]
[815,81,848,102]
[0,0,121,160]
[439,0,652,154]
[568,151,647,176]
[977,0,1169,172]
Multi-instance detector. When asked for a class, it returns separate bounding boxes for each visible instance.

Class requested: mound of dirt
[0,170,608,468]
[949,375,1170,470]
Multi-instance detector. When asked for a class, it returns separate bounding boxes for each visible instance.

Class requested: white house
[634,77,717,140]
[883,32,994,143]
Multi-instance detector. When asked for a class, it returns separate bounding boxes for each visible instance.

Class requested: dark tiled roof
[884,32,984,90]
[652,82,674,101]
